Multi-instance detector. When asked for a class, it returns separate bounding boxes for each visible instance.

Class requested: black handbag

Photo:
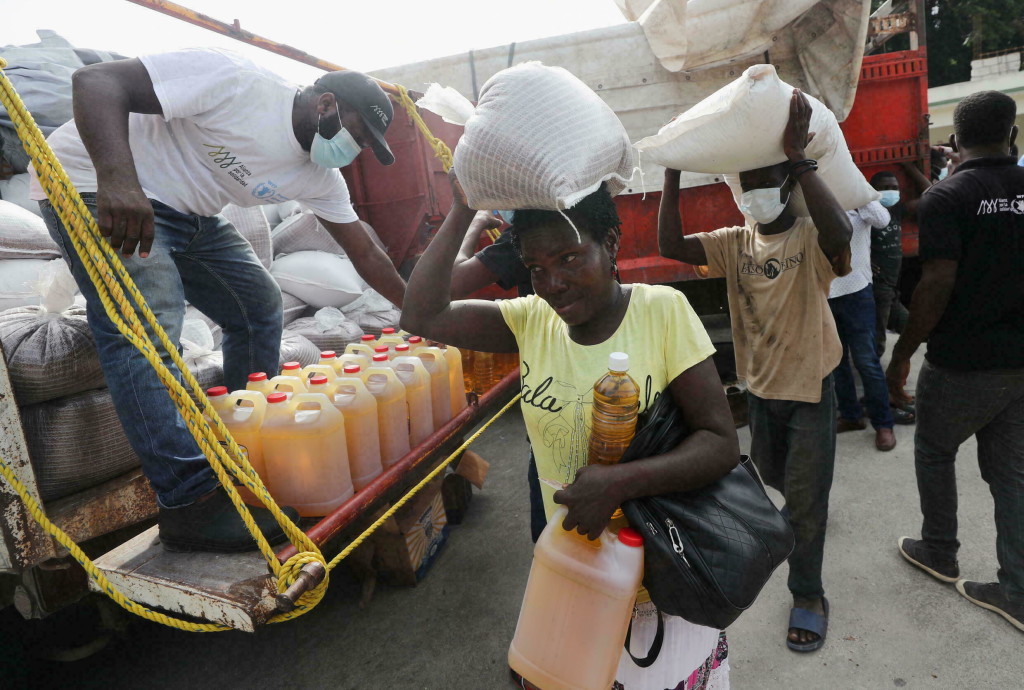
[620,390,794,634]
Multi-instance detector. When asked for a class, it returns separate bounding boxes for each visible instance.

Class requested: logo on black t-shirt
[977,195,1024,215]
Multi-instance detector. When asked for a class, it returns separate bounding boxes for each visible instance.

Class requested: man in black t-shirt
[887,90,1024,633]
[870,173,907,358]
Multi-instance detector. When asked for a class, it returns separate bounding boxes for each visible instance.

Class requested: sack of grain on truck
[420,62,636,212]
[634,64,878,216]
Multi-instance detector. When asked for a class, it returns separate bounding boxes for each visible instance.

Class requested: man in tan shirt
[658,90,852,653]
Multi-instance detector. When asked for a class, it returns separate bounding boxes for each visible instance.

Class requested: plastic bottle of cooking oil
[345,335,377,365]
[508,505,644,690]
[268,373,307,397]
[318,350,343,376]
[376,327,406,355]
[407,335,428,354]
[461,348,475,394]
[245,372,276,397]
[364,353,411,468]
[260,391,353,517]
[392,347,434,446]
[441,344,468,415]
[416,347,452,430]
[587,352,640,466]
[473,351,496,395]
[206,387,271,506]
[329,364,383,491]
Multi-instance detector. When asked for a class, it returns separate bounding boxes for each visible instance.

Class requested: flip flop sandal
[891,405,916,424]
[786,597,829,653]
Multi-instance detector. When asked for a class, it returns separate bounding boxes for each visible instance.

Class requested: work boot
[837,417,866,433]
[897,537,959,583]
[158,487,300,553]
[875,427,896,451]
[956,580,1024,632]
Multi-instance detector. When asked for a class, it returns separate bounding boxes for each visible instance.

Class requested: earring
[610,255,620,282]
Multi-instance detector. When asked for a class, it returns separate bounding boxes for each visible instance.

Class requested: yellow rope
[0,57,516,631]
[394,85,454,172]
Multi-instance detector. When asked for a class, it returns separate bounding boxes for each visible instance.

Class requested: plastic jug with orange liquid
[245,372,276,397]
[588,352,640,466]
[364,354,411,468]
[461,348,475,394]
[345,335,377,365]
[330,364,383,491]
[472,350,497,395]
[268,373,307,396]
[280,361,303,377]
[407,335,427,354]
[318,350,343,376]
[392,348,434,446]
[416,347,452,430]
[260,391,353,517]
[206,386,269,505]
[508,505,644,690]
[441,344,469,415]
[302,363,337,385]
[376,327,405,355]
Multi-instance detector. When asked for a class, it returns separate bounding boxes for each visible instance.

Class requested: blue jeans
[829,285,894,429]
[914,361,1024,603]
[40,194,283,508]
[748,376,836,599]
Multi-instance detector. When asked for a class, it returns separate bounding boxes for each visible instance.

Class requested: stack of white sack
[285,307,364,353]
[634,64,878,218]
[0,200,63,311]
[418,62,637,213]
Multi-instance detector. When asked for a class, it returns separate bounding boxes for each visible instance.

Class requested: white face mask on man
[311,108,362,168]
[739,176,791,224]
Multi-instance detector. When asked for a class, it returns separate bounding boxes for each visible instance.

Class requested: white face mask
[311,109,362,168]
[739,177,791,224]
[879,190,900,207]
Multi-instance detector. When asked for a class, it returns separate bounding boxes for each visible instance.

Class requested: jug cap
[382,327,396,334]
[267,392,289,404]
[374,346,389,353]
[360,334,376,342]
[309,375,329,387]
[248,372,268,382]
[206,386,228,397]
[395,344,410,352]
[617,527,644,548]
[608,352,630,372]
[408,335,423,344]
[320,350,337,359]
[372,354,389,362]
[282,361,301,371]
[343,364,361,374]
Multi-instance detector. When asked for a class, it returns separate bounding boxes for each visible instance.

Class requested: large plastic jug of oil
[407,335,427,354]
[377,327,405,355]
[461,348,475,394]
[417,347,452,430]
[330,365,383,491]
[317,351,344,376]
[206,387,270,505]
[441,344,469,415]
[588,352,640,466]
[246,372,276,397]
[364,354,411,468]
[345,336,377,365]
[269,373,307,396]
[280,361,303,377]
[392,350,434,446]
[508,506,644,690]
[472,350,496,395]
[302,363,337,385]
[260,391,353,517]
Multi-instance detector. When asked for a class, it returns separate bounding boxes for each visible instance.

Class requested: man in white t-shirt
[828,202,897,451]
[31,48,406,552]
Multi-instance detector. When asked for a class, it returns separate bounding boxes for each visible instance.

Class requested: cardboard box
[372,478,449,586]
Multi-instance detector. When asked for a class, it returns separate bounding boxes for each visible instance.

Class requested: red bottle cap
[309,375,329,386]
[382,327,396,334]
[395,344,410,353]
[248,372,268,382]
[206,386,228,397]
[267,392,288,404]
[281,361,301,371]
[320,350,336,359]
[343,365,361,374]
[374,346,389,353]
[372,354,389,362]
[361,334,376,342]
[408,336,423,344]
[617,527,644,548]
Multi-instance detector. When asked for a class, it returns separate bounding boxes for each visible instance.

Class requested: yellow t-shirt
[697,218,842,403]
[498,283,716,519]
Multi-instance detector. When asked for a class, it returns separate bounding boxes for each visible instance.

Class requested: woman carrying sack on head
[402,171,739,689]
